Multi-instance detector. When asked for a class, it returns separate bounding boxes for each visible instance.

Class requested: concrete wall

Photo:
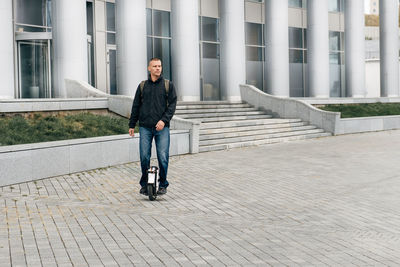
[335,116,400,135]
[240,84,340,134]
[0,131,189,186]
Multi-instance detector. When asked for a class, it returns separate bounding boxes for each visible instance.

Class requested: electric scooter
[147,166,159,201]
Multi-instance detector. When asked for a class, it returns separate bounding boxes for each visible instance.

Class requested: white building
[0,0,399,101]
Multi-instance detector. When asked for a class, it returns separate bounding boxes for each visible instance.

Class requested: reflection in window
[289,0,304,8]
[200,16,220,100]
[153,10,171,37]
[289,27,307,96]
[106,2,116,45]
[329,0,344,12]
[203,43,219,59]
[106,2,115,32]
[329,31,344,97]
[246,47,263,62]
[246,23,263,46]
[329,32,340,51]
[289,50,303,64]
[289,27,303,49]
[245,22,264,91]
[15,0,52,32]
[202,17,219,42]
[153,38,172,80]
[147,9,172,80]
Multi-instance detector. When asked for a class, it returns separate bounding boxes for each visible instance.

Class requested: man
[129,58,177,195]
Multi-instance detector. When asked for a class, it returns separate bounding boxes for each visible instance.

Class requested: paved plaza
[1,130,400,266]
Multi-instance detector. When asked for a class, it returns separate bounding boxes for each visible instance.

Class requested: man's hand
[129,128,135,136]
[155,120,165,131]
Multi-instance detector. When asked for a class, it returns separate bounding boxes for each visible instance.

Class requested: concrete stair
[175,101,331,152]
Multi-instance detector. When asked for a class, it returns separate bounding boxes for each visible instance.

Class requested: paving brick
[3,130,400,265]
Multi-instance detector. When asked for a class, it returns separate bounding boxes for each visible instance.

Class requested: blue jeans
[139,126,170,188]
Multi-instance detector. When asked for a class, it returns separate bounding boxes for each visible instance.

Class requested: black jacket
[129,76,177,129]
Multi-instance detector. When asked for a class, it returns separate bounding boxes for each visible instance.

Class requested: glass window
[16,0,46,26]
[146,9,152,35]
[246,23,263,46]
[147,37,153,64]
[289,0,302,8]
[246,47,263,61]
[289,63,304,97]
[109,49,117,95]
[202,57,220,100]
[289,27,303,49]
[202,17,219,42]
[329,52,340,64]
[153,10,170,37]
[329,31,341,51]
[15,0,51,31]
[329,0,340,12]
[203,43,219,59]
[107,33,116,45]
[153,38,172,80]
[106,2,116,32]
[289,50,303,63]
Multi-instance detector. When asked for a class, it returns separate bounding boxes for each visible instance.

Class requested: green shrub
[319,103,400,118]
[0,112,136,146]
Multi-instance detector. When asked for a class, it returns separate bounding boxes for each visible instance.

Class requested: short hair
[148,57,162,66]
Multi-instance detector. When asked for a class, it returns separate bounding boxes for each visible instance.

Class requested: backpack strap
[140,80,146,94]
[139,80,146,103]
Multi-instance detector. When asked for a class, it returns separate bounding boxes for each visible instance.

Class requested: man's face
[148,60,162,77]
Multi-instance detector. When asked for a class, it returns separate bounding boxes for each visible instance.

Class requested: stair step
[177,104,252,110]
[190,114,272,123]
[175,107,258,114]
[199,132,332,153]
[200,122,307,135]
[200,118,302,129]
[177,100,243,105]
[200,125,317,141]
[178,111,266,119]
[199,129,325,146]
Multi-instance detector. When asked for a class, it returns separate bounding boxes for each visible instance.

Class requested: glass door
[18,40,51,98]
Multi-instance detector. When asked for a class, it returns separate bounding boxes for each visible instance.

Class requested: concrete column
[220,0,246,101]
[380,0,399,97]
[265,0,289,97]
[116,0,147,96]
[345,0,366,97]
[307,0,330,97]
[52,0,88,97]
[0,0,15,99]
[171,0,200,101]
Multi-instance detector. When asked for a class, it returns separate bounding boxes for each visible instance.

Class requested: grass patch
[0,112,136,146]
[318,103,400,118]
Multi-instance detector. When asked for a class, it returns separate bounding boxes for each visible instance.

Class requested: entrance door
[18,41,51,98]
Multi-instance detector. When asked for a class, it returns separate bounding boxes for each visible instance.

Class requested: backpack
[139,79,170,104]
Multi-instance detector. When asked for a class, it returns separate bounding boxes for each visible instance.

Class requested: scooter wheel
[147,184,157,201]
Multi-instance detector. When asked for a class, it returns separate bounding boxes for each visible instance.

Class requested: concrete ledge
[0,98,108,113]
[298,97,400,105]
[240,84,341,134]
[0,130,189,186]
[336,116,400,135]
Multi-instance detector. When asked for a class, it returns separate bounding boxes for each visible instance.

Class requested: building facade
[0,0,399,101]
